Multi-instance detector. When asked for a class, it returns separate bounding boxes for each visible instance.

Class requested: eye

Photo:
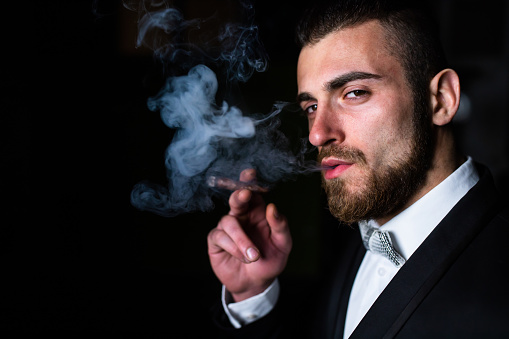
[345,89,368,99]
[304,104,318,114]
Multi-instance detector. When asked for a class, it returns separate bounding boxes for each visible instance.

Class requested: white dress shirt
[223,157,479,337]
[222,279,280,328]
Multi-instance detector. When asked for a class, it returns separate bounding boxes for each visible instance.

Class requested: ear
[429,69,461,126]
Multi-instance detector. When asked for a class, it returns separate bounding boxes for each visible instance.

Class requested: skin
[207,20,462,302]
[208,168,292,301]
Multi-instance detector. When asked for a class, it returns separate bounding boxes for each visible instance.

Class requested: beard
[320,101,434,225]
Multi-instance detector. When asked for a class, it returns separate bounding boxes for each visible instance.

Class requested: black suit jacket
[212,164,509,338]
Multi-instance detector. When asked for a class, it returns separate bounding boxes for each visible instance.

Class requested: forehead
[297,20,403,89]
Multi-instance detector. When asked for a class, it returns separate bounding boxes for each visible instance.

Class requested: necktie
[359,221,406,267]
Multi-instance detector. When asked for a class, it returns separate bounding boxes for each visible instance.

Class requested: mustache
[317,145,367,165]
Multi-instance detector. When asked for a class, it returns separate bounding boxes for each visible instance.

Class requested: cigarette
[207,176,269,193]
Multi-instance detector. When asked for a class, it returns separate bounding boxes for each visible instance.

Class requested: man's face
[297,20,433,224]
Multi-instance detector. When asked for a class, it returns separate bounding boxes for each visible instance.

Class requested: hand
[207,169,292,302]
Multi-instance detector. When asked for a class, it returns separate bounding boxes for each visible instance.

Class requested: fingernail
[246,247,259,261]
[273,206,279,220]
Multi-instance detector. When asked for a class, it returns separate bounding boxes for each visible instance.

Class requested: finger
[266,204,292,254]
[228,169,261,217]
[208,228,248,263]
[228,188,253,217]
[219,215,260,262]
[239,168,257,182]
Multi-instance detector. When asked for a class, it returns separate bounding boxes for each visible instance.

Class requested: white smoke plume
[128,1,317,216]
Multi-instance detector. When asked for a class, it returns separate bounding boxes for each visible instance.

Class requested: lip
[321,157,354,180]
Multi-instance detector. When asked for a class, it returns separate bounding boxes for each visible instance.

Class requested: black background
[2,0,508,335]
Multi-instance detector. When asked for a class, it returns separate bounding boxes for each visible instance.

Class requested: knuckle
[220,220,251,248]
[207,228,221,245]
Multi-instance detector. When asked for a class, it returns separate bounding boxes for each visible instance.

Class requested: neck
[375,129,464,226]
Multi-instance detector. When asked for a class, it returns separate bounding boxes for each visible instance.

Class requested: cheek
[377,124,416,171]
[358,111,415,169]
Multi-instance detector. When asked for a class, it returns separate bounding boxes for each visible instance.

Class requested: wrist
[230,279,275,302]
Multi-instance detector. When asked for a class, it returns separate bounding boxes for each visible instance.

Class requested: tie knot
[359,222,406,268]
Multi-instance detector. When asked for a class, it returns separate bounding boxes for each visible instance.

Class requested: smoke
[128,1,317,216]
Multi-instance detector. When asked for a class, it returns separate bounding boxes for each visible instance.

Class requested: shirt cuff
[221,279,280,329]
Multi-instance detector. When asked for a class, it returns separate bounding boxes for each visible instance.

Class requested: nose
[308,106,342,147]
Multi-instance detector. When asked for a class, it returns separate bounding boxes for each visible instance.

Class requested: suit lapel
[330,241,365,339]
[314,224,365,339]
[350,164,501,338]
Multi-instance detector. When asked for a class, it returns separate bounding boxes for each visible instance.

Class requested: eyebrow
[296,71,382,104]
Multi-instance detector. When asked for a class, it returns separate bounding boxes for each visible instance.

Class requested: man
[207,1,509,338]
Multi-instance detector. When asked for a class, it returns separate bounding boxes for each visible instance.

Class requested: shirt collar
[362,156,479,260]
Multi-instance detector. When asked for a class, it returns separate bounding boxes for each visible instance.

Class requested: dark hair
[296,0,449,110]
